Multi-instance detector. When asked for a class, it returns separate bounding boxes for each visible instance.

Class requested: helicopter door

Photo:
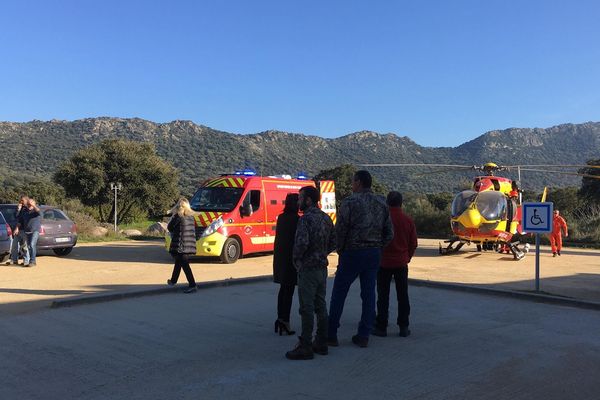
[505,198,517,231]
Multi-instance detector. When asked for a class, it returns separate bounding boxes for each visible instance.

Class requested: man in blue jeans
[328,170,393,348]
[19,197,41,267]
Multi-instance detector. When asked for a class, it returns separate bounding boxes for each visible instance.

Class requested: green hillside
[1,118,599,194]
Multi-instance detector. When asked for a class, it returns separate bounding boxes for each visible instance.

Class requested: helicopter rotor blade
[358,163,476,168]
[505,164,600,169]
[517,168,600,180]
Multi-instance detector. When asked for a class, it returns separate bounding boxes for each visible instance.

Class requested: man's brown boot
[285,338,314,360]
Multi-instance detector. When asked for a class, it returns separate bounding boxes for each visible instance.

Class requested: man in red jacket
[550,209,568,257]
[372,191,418,338]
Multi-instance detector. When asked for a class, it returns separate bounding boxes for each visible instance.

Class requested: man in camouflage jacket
[285,186,336,360]
[328,170,393,348]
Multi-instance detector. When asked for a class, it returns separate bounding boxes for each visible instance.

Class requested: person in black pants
[373,191,417,337]
[273,193,299,335]
[167,198,198,294]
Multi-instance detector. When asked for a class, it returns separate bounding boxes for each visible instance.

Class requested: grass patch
[78,231,128,243]
[119,219,160,232]
[77,219,167,243]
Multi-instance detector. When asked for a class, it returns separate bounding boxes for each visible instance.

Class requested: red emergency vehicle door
[239,188,267,253]
[265,190,287,252]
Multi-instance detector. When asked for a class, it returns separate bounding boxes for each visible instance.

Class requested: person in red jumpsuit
[550,210,568,257]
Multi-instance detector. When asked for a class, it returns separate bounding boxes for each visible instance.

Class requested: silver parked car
[0,204,78,256]
[0,212,11,263]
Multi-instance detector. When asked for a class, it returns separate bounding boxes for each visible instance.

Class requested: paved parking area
[1,238,599,315]
[1,279,599,400]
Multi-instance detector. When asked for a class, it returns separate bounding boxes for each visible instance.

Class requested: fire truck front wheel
[220,237,241,264]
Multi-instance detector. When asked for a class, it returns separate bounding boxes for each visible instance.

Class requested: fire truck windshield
[190,187,245,212]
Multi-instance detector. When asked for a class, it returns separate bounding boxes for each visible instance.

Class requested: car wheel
[53,247,73,256]
[220,238,241,264]
[0,254,9,263]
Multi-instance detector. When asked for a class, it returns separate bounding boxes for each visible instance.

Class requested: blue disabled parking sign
[522,202,553,292]
[522,202,553,233]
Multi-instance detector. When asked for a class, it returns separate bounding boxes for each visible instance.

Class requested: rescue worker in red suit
[550,210,568,257]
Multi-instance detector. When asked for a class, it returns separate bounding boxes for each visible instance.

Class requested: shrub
[67,210,99,236]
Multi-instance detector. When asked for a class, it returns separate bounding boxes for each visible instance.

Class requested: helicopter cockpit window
[475,191,507,221]
[451,191,477,217]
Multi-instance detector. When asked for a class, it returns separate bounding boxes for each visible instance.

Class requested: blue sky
[1,0,599,146]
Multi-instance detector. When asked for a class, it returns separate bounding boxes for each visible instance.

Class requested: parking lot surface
[1,238,599,315]
[1,279,599,400]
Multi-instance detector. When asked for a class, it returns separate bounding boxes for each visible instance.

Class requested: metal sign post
[110,182,123,233]
[522,202,553,292]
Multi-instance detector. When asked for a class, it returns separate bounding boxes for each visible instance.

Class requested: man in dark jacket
[8,196,28,266]
[328,170,393,348]
[286,186,336,360]
[372,191,417,338]
[19,197,41,267]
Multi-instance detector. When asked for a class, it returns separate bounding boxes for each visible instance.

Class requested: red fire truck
[166,170,336,263]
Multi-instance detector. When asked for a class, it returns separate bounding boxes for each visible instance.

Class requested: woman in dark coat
[167,197,198,294]
[273,193,300,335]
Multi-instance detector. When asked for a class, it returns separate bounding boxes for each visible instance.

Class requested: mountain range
[1,118,599,193]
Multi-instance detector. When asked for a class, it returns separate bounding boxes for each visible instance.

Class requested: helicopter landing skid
[439,239,465,255]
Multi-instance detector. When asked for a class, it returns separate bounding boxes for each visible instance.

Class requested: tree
[579,159,600,202]
[0,167,65,205]
[54,139,179,223]
[313,164,388,206]
[426,192,454,211]
[546,187,582,216]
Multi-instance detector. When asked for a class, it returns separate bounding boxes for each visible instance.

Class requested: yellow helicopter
[361,162,600,260]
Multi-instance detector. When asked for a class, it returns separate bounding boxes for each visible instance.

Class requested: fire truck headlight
[201,217,224,237]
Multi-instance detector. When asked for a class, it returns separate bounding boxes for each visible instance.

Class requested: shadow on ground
[37,242,273,265]
[2,271,600,318]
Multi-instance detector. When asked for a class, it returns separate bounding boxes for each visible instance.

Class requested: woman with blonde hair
[167,197,198,293]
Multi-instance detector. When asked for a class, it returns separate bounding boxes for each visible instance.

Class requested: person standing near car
[20,197,41,267]
[7,196,29,266]
[167,198,199,293]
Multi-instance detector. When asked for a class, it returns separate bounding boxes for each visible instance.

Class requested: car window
[0,206,17,223]
[0,212,6,224]
[42,209,69,221]
[53,210,68,220]
[43,210,55,220]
